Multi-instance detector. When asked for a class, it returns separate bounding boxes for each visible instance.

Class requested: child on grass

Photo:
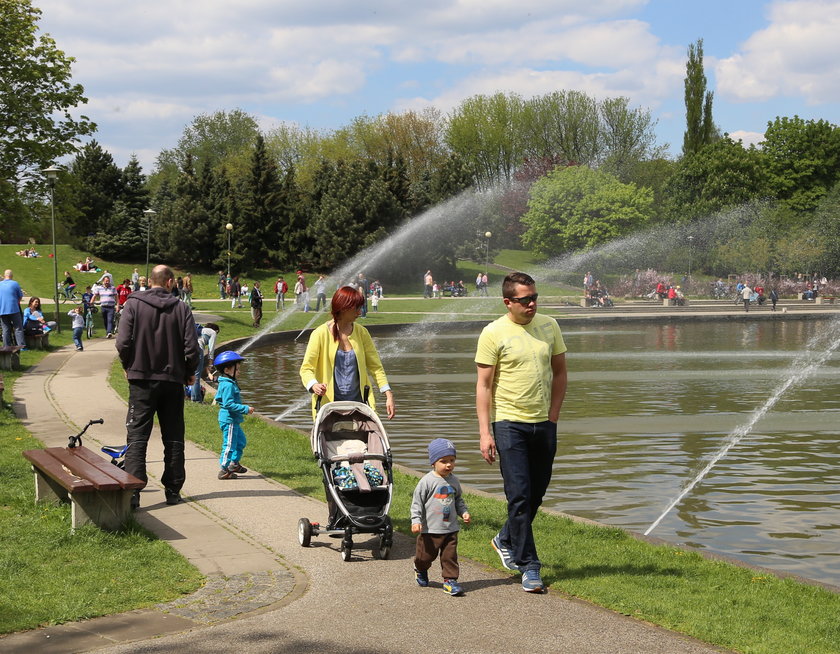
[213,350,254,479]
[410,438,471,596]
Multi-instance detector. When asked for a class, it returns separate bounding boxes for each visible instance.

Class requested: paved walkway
[3,339,728,654]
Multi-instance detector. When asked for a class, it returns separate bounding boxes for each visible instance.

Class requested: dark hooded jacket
[116,287,199,384]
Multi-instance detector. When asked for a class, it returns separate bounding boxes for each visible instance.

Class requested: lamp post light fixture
[225,223,233,279]
[687,235,694,281]
[143,209,156,282]
[43,165,62,332]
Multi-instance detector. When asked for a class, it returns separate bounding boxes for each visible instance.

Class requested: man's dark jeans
[0,311,24,347]
[493,419,557,571]
[101,305,115,334]
[124,380,186,494]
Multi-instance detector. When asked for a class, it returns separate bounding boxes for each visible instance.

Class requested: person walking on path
[274,276,288,310]
[313,275,327,312]
[213,350,254,479]
[229,276,242,309]
[424,270,433,299]
[770,287,779,311]
[93,275,118,338]
[116,264,200,509]
[182,273,193,308]
[250,281,263,327]
[742,283,752,312]
[411,438,471,596]
[475,271,567,593]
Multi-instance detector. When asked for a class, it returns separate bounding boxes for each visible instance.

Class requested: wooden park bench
[22,445,144,531]
[815,296,836,305]
[24,331,49,350]
[0,345,23,370]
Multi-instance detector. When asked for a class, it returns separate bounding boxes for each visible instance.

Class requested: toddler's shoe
[218,467,238,480]
[229,462,248,473]
[414,568,429,587]
[442,579,464,596]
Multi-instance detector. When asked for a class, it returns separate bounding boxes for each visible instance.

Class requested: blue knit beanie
[428,438,456,465]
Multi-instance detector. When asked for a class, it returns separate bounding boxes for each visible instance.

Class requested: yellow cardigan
[299,321,390,420]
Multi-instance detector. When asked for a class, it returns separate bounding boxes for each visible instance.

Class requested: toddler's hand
[248,406,255,414]
[462,512,471,524]
[411,523,422,534]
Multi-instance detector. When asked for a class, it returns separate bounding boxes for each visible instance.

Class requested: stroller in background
[297,397,394,561]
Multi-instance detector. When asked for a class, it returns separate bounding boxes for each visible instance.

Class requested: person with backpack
[250,281,263,327]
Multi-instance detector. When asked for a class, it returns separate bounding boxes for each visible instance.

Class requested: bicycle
[57,282,79,304]
[85,305,97,338]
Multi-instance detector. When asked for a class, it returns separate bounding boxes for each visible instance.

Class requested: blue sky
[36,0,840,171]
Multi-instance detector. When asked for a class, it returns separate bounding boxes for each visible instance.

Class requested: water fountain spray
[644,318,840,536]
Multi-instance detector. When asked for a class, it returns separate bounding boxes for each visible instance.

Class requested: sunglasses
[508,293,538,306]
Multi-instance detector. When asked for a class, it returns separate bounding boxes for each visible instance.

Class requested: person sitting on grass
[213,350,254,480]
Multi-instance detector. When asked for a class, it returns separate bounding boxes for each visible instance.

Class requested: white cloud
[727,130,765,147]
[716,0,840,104]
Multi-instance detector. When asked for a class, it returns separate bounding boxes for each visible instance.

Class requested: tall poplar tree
[682,38,716,156]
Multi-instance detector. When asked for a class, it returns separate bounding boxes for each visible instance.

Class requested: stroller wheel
[373,535,391,560]
[340,538,352,562]
[298,518,313,547]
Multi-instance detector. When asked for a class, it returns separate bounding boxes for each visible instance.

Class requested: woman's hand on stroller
[312,382,327,396]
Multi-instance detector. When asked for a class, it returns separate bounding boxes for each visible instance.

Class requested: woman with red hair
[299,285,395,421]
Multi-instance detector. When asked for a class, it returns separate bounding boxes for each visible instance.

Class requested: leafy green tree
[0,0,95,184]
[520,91,600,165]
[86,200,147,261]
[682,38,716,156]
[761,115,840,212]
[522,166,654,256]
[663,137,768,221]
[447,92,524,188]
[599,97,663,178]
[153,109,260,192]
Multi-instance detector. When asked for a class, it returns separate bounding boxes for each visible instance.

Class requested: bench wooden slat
[22,449,96,493]
[70,446,144,490]
[41,447,126,491]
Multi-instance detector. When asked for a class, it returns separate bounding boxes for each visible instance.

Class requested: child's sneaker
[229,462,248,473]
[218,467,238,480]
[442,579,464,596]
[414,568,429,587]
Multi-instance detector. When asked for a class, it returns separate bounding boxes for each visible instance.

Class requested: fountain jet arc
[644,319,840,536]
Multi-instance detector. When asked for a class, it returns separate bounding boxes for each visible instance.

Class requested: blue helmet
[213,350,244,368]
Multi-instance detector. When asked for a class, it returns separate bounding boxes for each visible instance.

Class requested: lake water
[237,318,840,587]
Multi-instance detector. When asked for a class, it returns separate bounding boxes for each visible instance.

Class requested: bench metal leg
[71,489,134,532]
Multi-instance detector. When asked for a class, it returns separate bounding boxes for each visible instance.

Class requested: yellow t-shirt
[475,312,567,423]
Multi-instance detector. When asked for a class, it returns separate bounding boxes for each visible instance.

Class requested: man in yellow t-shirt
[475,271,567,593]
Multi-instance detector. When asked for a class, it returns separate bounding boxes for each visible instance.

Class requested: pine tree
[238,135,283,271]
[69,140,123,241]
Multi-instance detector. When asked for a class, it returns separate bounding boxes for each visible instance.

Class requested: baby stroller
[297,396,394,561]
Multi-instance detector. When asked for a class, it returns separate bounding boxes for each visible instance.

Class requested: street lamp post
[225,223,233,279]
[143,208,156,282]
[688,235,694,281]
[484,230,492,277]
[43,165,61,332]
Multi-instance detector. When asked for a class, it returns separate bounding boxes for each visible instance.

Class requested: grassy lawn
[0,358,203,635]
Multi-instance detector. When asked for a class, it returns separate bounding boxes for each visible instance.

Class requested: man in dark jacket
[116,265,199,508]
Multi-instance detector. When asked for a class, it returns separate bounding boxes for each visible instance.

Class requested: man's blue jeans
[0,311,24,347]
[101,305,115,335]
[493,420,557,572]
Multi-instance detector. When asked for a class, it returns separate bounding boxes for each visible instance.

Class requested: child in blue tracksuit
[213,351,254,479]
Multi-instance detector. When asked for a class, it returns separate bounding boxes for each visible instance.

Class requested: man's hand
[480,432,496,464]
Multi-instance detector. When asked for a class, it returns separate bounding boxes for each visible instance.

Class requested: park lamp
[226,223,233,279]
[143,208,156,281]
[43,165,62,331]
